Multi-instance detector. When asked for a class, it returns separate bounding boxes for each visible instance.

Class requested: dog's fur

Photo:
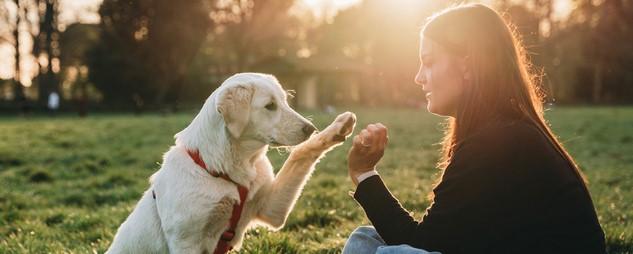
[106,73,356,253]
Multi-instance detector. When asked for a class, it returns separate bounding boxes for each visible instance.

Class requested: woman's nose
[414,71,426,85]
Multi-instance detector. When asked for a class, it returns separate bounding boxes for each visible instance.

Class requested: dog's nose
[302,124,317,136]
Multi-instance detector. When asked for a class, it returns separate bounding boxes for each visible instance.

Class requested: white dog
[106,73,356,254]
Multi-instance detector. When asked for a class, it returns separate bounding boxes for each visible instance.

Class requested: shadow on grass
[607,238,633,254]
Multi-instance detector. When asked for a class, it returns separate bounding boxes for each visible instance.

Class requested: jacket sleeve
[353,135,518,253]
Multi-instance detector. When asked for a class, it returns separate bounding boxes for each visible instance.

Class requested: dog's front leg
[257,112,356,229]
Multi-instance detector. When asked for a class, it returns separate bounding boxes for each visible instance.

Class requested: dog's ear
[217,84,254,138]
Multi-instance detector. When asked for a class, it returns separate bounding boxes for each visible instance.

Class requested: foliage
[543,0,633,103]
[87,0,304,108]
[311,1,449,107]
[87,0,213,108]
[4,0,633,110]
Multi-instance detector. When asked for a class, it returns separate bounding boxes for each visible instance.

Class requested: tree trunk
[12,0,25,103]
[37,0,59,105]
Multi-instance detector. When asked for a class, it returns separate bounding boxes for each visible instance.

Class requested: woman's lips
[425,92,432,100]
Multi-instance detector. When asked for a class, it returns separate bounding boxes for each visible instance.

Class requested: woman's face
[414,37,465,117]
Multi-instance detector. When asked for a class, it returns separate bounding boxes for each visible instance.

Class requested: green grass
[1,107,632,253]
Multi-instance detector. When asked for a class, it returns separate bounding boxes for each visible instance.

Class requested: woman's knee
[342,226,385,254]
[351,226,378,237]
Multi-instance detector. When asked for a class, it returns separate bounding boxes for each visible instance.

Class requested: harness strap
[152,149,249,254]
[214,184,248,254]
[187,149,249,254]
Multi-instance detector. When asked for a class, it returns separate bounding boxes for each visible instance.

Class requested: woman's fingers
[359,129,372,147]
[352,135,365,149]
[348,123,389,185]
[353,124,387,152]
[367,123,388,146]
[375,123,388,139]
[352,134,370,155]
[350,123,389,156]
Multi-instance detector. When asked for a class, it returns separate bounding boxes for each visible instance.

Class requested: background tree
[89,0,304,109]
[208,0,300,71]
[88,0,215,109]
[0,0,61,107]
[11,0,25,105]
[33,0,61,106]
[311,0,457,107]
[183,0,305,102]
[59,23,99,116]
[539,0,633,103]
[3,0,633,112]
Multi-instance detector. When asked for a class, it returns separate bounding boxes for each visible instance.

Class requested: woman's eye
[265,102,277,111]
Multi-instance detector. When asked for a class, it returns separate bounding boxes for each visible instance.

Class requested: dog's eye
[265,102,277,111]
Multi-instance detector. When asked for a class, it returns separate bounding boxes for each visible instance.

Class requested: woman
[343,4,605,254]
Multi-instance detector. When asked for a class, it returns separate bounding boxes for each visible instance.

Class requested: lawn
[1,107,632,253]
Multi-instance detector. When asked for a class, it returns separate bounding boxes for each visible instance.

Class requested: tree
[89,0,215,108]
[59,23,100,116]
[311,0,452,106]
[33,0,61,105]
[209,0,300,71]
[89,0,303,108]
[12,0,25,104]
[542,0,633,103]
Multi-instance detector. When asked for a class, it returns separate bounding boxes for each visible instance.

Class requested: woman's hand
[347,123,388,186]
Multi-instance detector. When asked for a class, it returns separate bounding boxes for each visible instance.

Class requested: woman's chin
[427,103,450,117]
[426,103,439,114]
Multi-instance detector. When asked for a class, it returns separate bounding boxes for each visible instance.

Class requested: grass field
[1,107,632,253]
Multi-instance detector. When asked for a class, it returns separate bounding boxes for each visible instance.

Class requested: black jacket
[354,119,606,254]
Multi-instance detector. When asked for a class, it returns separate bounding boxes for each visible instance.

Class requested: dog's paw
[331,112,356,142]
[312,112,356,148]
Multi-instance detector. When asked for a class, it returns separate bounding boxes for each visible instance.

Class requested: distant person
[342,4,605,254]
[325,104,337,115]
[48,91,60,116]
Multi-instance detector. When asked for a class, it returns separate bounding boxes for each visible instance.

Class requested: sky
[57,0,101,27]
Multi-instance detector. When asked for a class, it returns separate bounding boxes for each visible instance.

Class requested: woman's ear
[216,84,254,138]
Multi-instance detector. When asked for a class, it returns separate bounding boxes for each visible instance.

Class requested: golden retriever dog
[106,73,356,253]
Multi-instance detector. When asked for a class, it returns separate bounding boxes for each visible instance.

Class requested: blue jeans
[342,226,441,254]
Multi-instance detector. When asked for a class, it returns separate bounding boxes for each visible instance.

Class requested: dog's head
[216,73,316,147]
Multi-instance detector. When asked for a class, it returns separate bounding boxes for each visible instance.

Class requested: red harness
[152,149,249,254]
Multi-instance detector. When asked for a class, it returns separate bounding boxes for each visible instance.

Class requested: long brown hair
[422,4,588,187]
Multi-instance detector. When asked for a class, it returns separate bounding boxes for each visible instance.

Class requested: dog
[106,72,356,253]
